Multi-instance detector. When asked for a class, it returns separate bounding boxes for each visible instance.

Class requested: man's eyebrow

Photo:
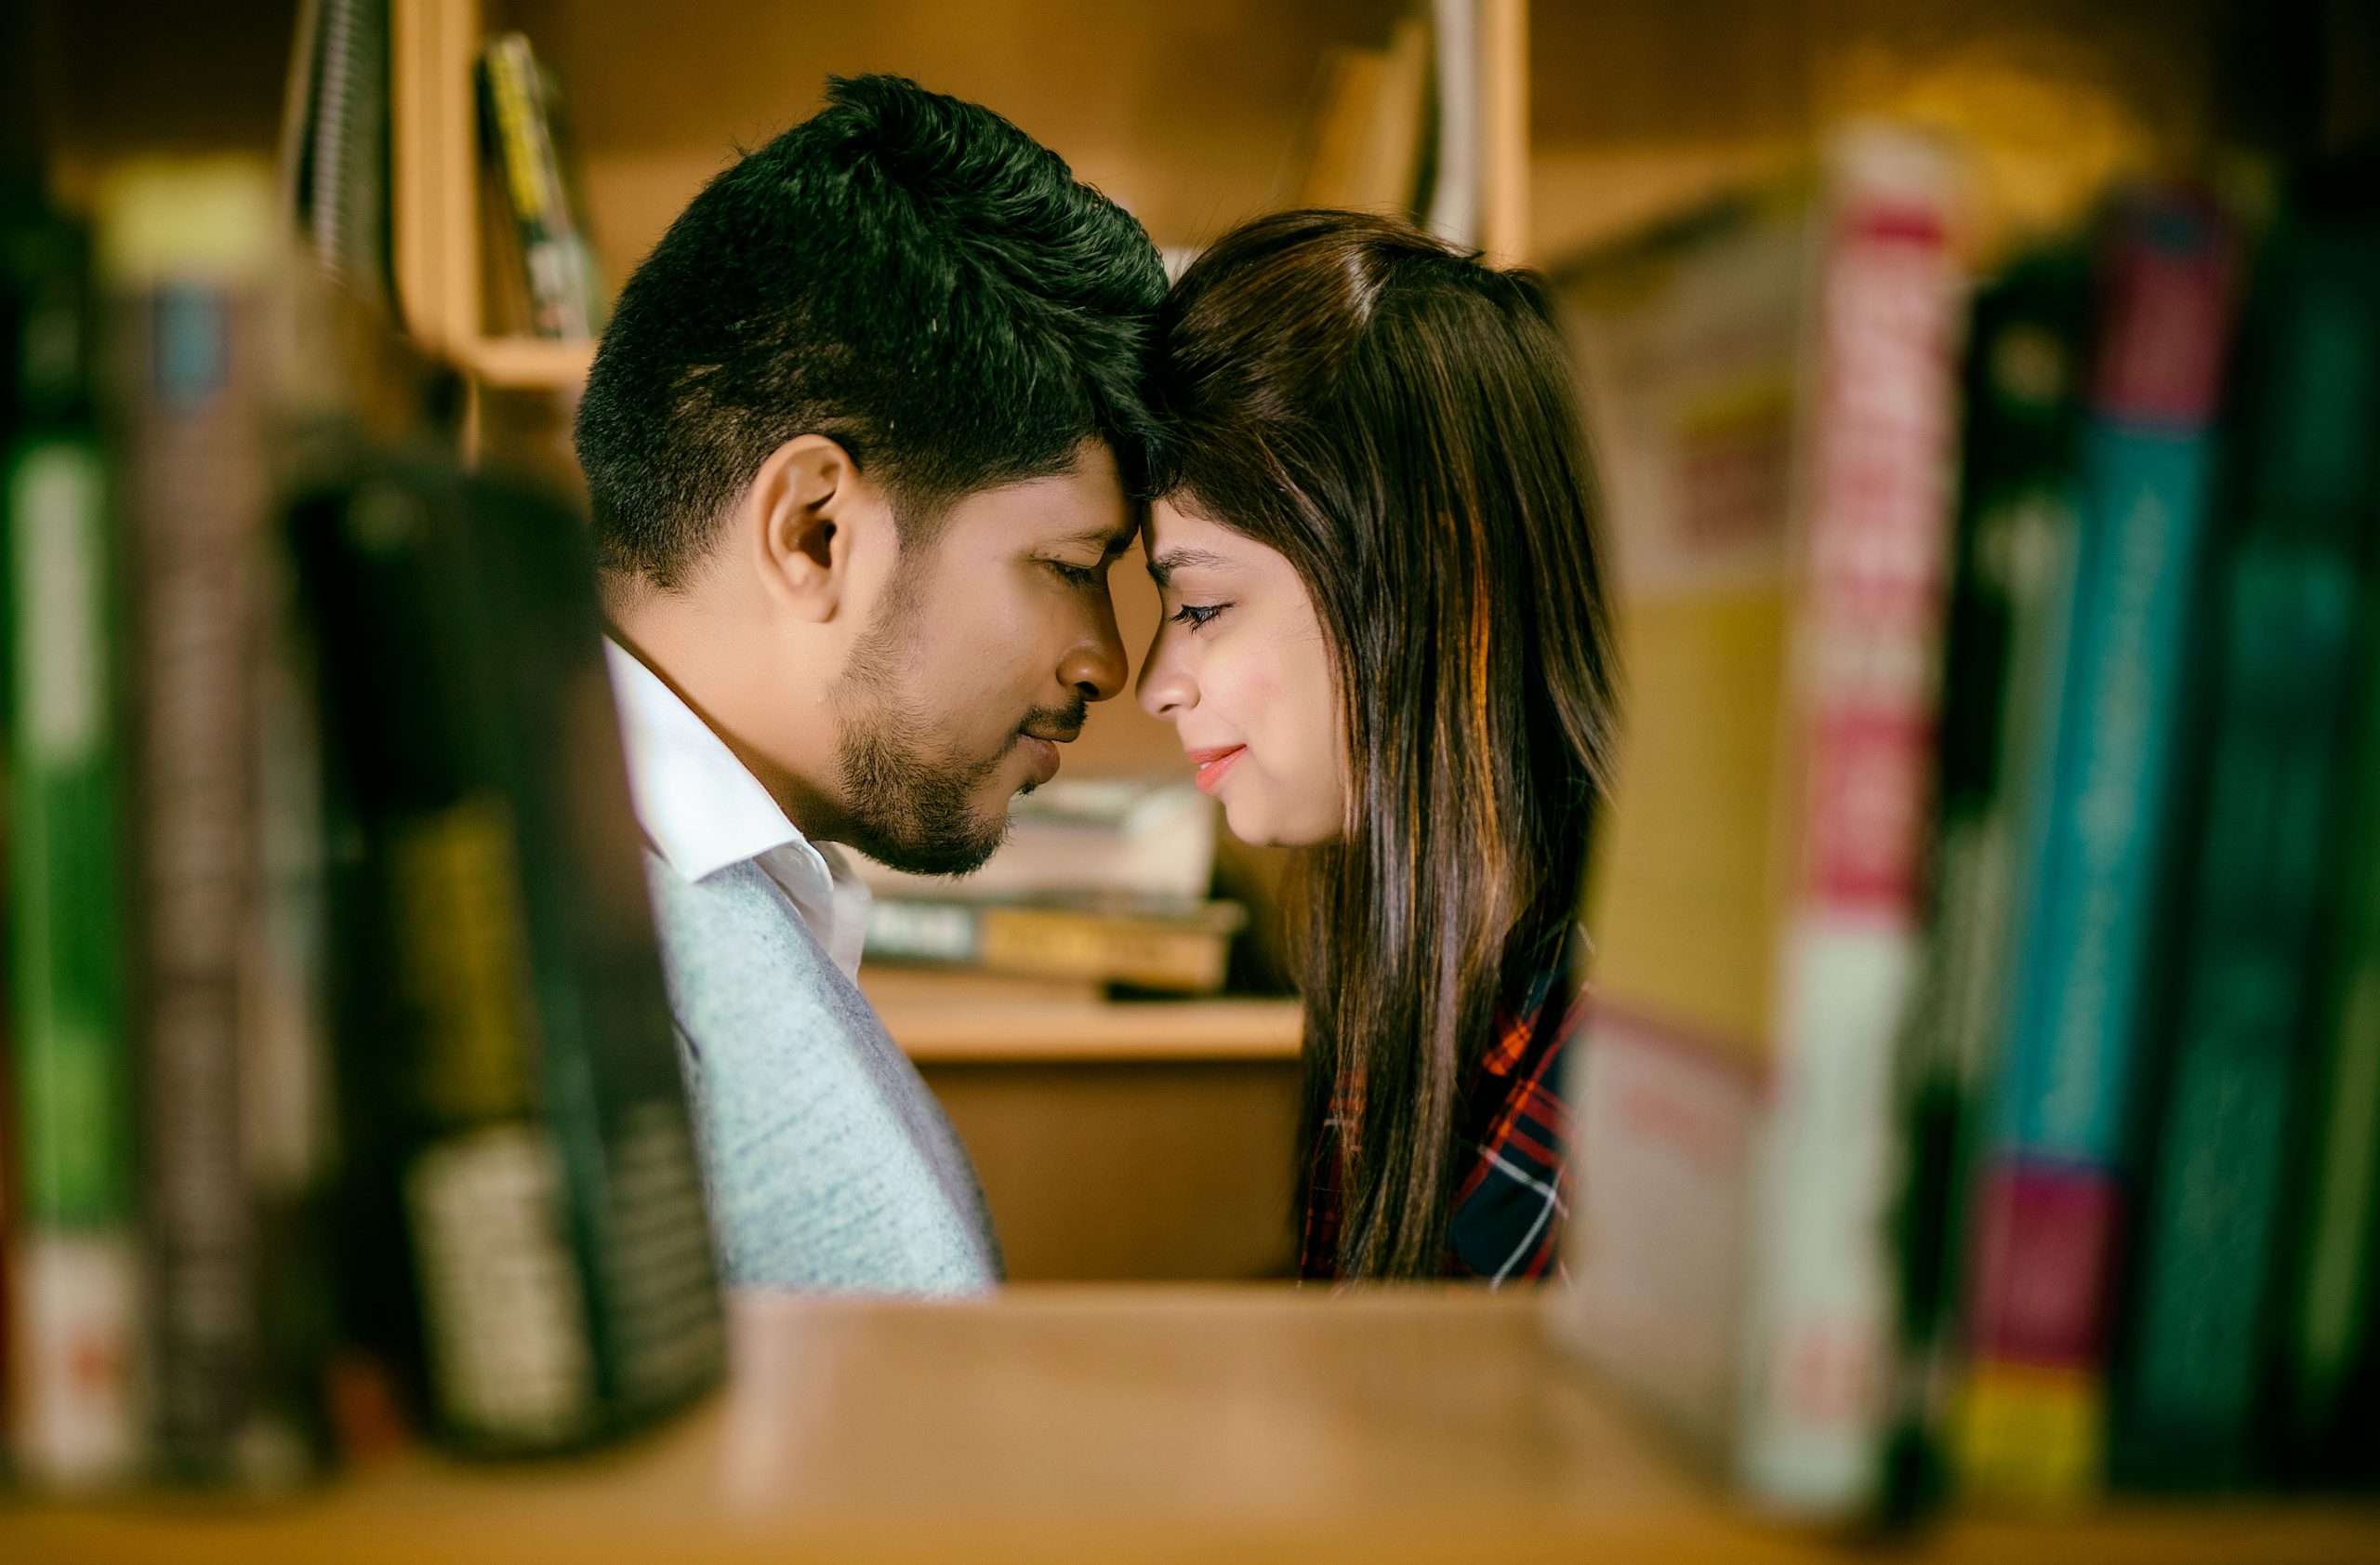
[1145,547,1235,589]
[1052,521,1138,561]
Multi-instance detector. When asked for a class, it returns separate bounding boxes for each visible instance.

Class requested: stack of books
[855,779,1247,999]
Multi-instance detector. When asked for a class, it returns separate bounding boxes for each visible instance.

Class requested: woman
[1137,209,1620,1283]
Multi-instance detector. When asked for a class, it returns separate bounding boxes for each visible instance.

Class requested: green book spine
[2268,163,2380,1485]
[294,461,721,1456]
[2109,178,2380,1491]
[4,205,145,1490]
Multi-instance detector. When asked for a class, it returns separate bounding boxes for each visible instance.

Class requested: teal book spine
[1956,188,2244,1502]
[2110,179,2380,1491]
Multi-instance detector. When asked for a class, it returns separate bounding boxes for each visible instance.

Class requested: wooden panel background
[920,1058,1304,1281]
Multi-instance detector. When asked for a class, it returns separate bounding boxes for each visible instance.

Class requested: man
[575,75,1166,1294]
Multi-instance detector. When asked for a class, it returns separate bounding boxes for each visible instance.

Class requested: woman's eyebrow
[1146,547,1235,587]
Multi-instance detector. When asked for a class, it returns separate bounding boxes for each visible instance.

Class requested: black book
[289,458,721,1455]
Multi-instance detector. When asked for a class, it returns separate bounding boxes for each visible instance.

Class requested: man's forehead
[954,456,1136,549]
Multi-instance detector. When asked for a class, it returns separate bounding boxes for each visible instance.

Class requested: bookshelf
[455,333,594,389]
[387,0,1534,394]
[11,1287,2379,1563]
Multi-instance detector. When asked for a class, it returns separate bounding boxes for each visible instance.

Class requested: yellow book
[1547,128,1965,1518]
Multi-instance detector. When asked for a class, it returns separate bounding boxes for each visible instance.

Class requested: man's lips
[1015,730,1071,786]
[1187,744,1246,795]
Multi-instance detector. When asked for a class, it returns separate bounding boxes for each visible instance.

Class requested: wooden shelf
[458,335,597,389]
[10,1287,2377,1564]
[881,996,1302,1064]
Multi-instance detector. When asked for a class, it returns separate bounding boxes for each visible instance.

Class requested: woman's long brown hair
[1149,210,1620,1280]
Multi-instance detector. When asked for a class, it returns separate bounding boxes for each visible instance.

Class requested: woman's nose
[1136,626,1196,720]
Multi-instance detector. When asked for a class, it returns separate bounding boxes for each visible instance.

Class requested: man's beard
[830,585,1083,878]
[834,683,1011,876]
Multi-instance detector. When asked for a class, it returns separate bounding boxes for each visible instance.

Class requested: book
[103,158,338,1488]
[853,777,1221,904]
[2237,163,2380,1489]
[291,458,723,1456]
[3,196,146,1492]
[2109,179,2380,1492]
[1884,246,2092,1519]
[1953,187,2244,1505]
[281,0,391,309]
[476,33,606,340]
[1546,126,1965,1517]
[865,895,1246,996]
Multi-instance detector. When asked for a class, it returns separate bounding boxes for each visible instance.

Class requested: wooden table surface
[10,1286,2380,1564]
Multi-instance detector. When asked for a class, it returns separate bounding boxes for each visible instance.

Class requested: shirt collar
[603,637,872,977]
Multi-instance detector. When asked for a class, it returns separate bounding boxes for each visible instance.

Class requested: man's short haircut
[575,74,1167,587]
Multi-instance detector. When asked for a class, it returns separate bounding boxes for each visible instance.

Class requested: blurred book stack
[1552,133,2380,1519]
[0,158,721,1492]
[855,779,1246,1000]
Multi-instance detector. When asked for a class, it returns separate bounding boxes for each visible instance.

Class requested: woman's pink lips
[1189,745,1246,795]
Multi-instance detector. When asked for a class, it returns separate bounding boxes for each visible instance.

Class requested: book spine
[2113,541,2359,1488]
[296,462,722,1453]
[106,165,296,1486]
[1735,127,1964,1516]
[1884,250,2090,1519]
[1955,188,2242,1505]
[479,34,600,339]
[978,906,1233,992]
[2283,608,2380,1479]
[865,899,1239,992]
[6,291,147,1483]
[463,471,722,1429]
[2237,195,2380,1477]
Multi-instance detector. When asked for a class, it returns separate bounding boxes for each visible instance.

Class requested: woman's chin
[1218,792,1283,849]
[1220,792,1341,851]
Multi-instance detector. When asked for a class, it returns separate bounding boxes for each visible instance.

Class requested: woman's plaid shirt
[1298,963,1580,1284]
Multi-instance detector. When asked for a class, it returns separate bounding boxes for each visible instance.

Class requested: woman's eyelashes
[1168,601,1230,631]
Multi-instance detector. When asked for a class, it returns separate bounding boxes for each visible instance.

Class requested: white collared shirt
[603,638,873,979]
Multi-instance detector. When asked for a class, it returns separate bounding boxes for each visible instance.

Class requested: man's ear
[746,433,866,623]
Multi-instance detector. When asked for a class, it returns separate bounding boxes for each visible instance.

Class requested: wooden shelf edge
[884,997,1303,1064]
[459,335,599,389]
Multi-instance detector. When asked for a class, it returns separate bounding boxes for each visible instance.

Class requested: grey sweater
[643,850,1001,1295]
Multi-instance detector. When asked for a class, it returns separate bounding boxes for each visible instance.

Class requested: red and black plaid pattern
[1298,963,1580,1284]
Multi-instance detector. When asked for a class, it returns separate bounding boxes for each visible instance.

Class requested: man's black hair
[575,74,1166,587]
